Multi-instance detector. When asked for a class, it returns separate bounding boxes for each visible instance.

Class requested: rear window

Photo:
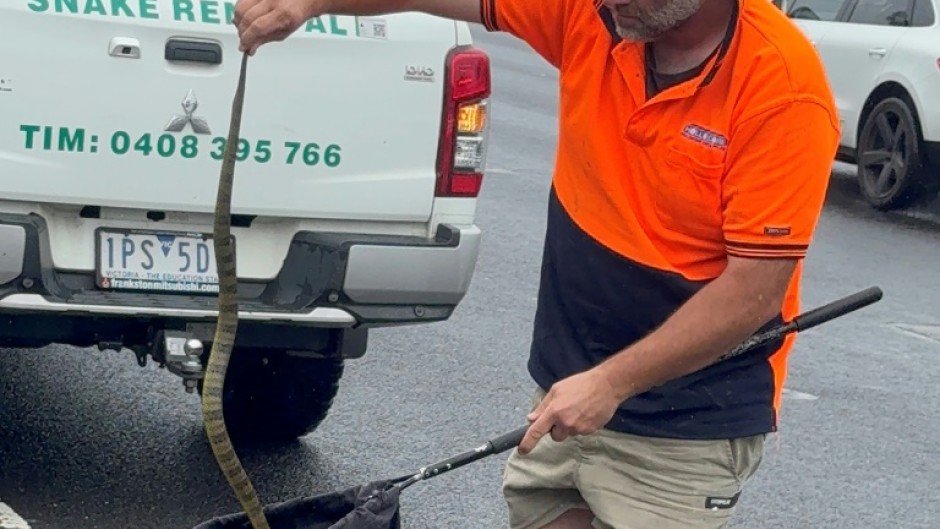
[846,0,913,25]
[787,0,846,20]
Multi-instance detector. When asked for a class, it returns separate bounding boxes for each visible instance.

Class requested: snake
[201,51,273,529]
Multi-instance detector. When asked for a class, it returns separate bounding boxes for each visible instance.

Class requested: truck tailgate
[0,2,455,222]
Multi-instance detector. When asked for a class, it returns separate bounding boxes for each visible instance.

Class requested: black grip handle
[418,426,529,480]
[720,285,884,362]
[794,286,883,332]
[165,39,222,64]
[488,426,528,454]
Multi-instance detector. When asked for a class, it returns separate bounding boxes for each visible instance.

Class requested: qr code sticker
[359,18,388,39]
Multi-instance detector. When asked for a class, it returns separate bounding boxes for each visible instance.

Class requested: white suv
[0,4,491,445]
[784,0,940,209]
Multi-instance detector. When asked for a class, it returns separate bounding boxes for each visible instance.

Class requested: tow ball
[154,330,206,393]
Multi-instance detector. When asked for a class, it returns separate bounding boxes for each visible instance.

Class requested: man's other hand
[234,0,318,55]
[518,369,622,455]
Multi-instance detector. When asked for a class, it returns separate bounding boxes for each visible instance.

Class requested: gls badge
[404,65,435,82]
[164,89,211,134]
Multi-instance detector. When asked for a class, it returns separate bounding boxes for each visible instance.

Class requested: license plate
[96,228,222,294]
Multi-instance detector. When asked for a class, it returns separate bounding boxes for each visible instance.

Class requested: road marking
[888,323,940,344]
[782,388,819,401]
[0,502,30,529]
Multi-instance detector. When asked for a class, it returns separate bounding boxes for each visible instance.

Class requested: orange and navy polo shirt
[482,0,841,438]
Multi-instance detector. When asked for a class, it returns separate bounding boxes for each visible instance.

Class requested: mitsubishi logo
[164,89,211,134]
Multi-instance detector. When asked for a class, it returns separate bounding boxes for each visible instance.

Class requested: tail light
[435,46,492,198]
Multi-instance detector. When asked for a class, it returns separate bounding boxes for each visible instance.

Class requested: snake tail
[201,52,272,529]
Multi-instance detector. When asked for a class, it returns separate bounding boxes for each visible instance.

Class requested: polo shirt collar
[598,0,741,100]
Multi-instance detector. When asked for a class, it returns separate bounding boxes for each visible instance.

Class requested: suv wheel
[856,96,931,210]
[197,347,344,445]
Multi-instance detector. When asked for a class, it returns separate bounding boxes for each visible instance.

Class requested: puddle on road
[886,323,940,344]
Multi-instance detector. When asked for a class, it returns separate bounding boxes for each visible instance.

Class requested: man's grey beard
[615,0,704,41]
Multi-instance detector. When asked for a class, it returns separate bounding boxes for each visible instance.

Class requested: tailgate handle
[165,39,222,65]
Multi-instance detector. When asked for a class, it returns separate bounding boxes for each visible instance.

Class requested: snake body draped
[201,52,272,529]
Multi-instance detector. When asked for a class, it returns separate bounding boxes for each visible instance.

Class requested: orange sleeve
[721,98,841,259]
[481,0,594,68]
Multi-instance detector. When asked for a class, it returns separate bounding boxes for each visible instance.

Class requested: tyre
[197,347,345,445]
[856,96,932,210]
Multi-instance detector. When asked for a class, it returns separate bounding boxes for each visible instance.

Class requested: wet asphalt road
[2,27,939,529]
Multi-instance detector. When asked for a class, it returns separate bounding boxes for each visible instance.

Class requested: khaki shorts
[502,388,766,529]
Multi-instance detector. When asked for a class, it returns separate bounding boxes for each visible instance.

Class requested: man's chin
[616,25,659,42]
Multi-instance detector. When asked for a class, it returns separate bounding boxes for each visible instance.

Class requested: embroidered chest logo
[682,124,728,150]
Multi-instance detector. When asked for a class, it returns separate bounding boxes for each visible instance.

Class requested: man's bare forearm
[234,0,484,55]
[320,0,483,24]
[596,257,798,402]
[318,0,409,16]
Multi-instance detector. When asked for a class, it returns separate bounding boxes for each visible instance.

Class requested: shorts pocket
[726,434,767,485]
[589,431,746,519]
[597,431,742,496]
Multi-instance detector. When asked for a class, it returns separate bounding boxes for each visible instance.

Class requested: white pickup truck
[0,1,491,444]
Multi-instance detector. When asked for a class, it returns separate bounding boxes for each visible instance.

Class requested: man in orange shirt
[234,0,840,527]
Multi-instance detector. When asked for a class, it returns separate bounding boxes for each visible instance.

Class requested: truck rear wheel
[197,347,344,445]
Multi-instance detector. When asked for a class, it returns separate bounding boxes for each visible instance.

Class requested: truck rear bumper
[0,212,481,328]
